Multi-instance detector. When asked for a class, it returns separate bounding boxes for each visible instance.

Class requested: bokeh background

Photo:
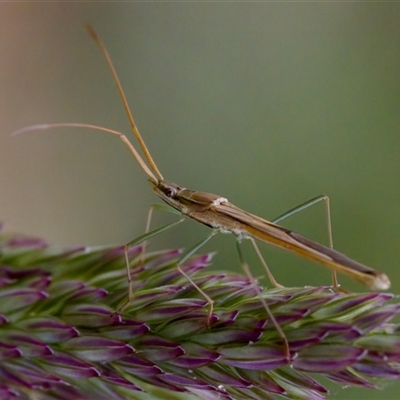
[1,3,400,398]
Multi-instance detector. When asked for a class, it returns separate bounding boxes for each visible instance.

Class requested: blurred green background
[1,3,400,398]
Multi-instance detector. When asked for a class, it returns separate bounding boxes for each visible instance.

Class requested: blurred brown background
[1,4,400,398]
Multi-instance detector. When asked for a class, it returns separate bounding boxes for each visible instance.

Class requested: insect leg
[138,203,182,266]
[236,240,290,362]
[119,215,185,313]
[175,230,218,326]
[139,204,155,265]
[272,195,338,288]
[250,237,283,288]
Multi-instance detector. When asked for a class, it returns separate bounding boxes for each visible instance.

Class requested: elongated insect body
[14,26,391,362]
[151,179,390,291]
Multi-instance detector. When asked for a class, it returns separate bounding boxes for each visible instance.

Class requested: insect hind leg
[272,195,338,288]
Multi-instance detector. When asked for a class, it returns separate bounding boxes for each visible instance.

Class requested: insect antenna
[86,25,164,182]
[12,123,158,183]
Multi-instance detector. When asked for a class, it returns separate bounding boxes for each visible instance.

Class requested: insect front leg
[137,204,174,267]
[119,212,185,313]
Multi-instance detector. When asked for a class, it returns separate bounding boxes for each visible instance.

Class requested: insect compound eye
[164,188,175,198]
